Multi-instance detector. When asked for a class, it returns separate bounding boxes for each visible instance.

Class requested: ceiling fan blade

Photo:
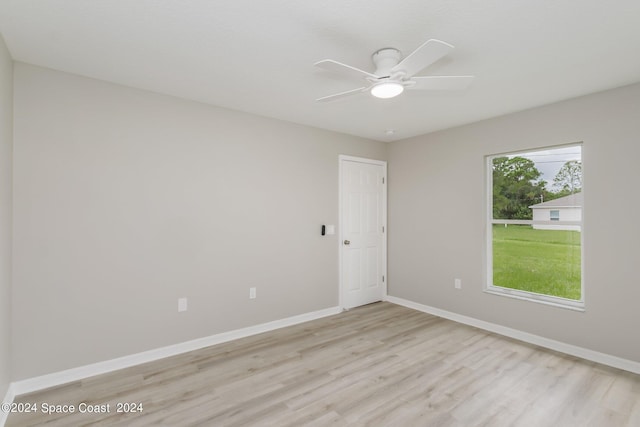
[315,59,379,80]
[316,87,368,102]
[391,39,454,78]
[407,75,475,91]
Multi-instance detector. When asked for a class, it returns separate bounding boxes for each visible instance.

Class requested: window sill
[484,287,585,312]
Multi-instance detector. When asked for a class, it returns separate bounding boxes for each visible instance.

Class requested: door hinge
[382,177,385,184]
[382,275,385,282]
[382,226,385,233]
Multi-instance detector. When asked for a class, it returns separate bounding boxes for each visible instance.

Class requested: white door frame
[338,155,387,309]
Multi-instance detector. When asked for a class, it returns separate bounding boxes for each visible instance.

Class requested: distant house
[529,192,582,231]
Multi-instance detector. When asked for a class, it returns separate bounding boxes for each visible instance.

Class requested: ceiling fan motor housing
[372,48,402,76]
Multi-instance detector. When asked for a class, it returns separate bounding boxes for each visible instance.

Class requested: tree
[492,156,547,219]
[553,160,582,194]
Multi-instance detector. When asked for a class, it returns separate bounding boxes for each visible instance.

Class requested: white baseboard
[0,383,16,427]
[10,306,342,398]
[386,295,640,375]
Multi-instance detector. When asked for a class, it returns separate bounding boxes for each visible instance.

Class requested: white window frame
[484,144,585,311]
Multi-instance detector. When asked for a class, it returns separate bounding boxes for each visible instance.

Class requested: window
[486,144,583,310]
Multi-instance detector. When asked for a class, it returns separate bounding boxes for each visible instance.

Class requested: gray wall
[0,34,13,396]
[12,63,387,380]
[388,82,640,363]
[9,60,640,383]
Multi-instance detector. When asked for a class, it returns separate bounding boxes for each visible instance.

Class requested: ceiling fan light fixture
[370,81,404,99]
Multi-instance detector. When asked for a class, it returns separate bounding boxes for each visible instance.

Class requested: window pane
[492,225,581,299]
[492,147,582,221]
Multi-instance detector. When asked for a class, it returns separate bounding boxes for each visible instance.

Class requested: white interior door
[340,157,386,309]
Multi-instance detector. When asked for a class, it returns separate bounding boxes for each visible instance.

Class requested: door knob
[343,240,351,245]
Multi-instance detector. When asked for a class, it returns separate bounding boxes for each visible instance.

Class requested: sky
[513,145,581,191]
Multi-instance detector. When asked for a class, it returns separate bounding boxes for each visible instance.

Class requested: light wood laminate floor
[7,302,640,426]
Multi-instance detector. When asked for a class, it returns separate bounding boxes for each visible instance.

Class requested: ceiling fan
[314,39,474,102]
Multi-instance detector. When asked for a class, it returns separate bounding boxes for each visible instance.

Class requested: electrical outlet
[454,279,462,290]
[178,297,188,312]
[249,287,256,299]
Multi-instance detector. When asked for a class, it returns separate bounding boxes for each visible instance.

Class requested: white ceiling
[1,1,639,142]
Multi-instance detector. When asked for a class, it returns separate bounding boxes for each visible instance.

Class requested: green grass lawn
[492,225,581,300]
